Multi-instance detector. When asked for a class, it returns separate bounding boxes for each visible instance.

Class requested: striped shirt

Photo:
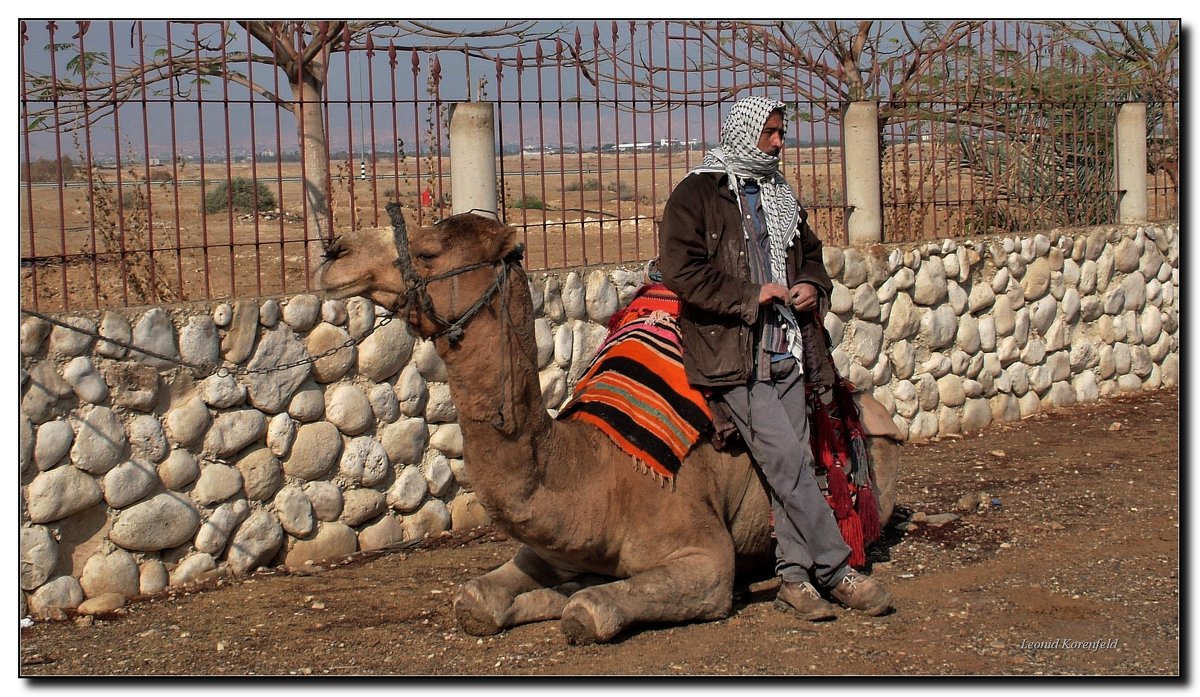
[740,180,790,382]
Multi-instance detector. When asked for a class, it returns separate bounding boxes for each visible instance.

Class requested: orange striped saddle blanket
[557,284,710,481]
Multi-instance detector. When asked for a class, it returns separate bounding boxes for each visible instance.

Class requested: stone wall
[18,222,1178,618]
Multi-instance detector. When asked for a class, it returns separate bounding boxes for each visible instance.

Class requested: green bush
[512,194,547,210]
[203,177,276,214]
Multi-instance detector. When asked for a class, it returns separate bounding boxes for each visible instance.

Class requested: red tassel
[839,512,865,567]
[855,485,881,546]
[824,463,854,518]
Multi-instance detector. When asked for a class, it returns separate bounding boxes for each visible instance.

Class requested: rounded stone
[325,384,374,436]
[69,406,126,475]
[195,499,250,556]
[396,365,429,418]
[109,493,201,552]
[227,509,285,574]
[170,553,217,587]
[274,485,316,538]
[79,549,141,600]
[282,294,322,333]
[424,451,455,498]
[139,560,170,595]
[403,499,452,540]
[340,489,388,527]
[178,315,222,373]
[260,298,282,328]
[20,525,58,590]
[62,356,109,405]
[26,465,104,524]
[164,396,211,448]
[285,522,358,567]
[429,421,464,460]
[28,576,84,616]
[21,316,52,357]
[287,382,326,422]
[128,414,169,462]
[202,409,266,458]
[49,316,97,357]
[388,466,428,513]
[338,436,391,487]
[266,412,297,459]
[380,418,429,466]
[158,449,200,491]
[304,481,345,522]
[34,420,75,471]
[199,372,247,409]
[284,422,343,481]
[368,382,400,424]
[131,308,180,369]
[449,492,492,531]
[193,463,244,505]
[357,318,415,382]
[306,323,357,383]
[358,515,406,552]
[237,447,284,501]
[103,459,158,509]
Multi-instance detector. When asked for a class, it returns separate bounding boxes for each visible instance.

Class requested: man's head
[717,96,788,178]
[757,109,786,157]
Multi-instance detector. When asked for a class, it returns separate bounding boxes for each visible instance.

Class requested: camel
[316,210,902,644]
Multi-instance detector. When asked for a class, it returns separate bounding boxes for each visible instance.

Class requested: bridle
[385,203,524,346]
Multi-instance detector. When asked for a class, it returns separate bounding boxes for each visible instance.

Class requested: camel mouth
[315,267,373,300]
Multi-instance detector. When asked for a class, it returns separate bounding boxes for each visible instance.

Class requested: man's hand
[789,283,819,311]
[757,283,790,305]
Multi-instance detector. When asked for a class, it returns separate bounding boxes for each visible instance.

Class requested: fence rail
[20,20,1179,312]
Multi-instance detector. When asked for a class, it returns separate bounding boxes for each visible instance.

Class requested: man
[657,96,893,620]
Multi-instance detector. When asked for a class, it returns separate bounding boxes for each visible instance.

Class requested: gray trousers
[718,357,851,588]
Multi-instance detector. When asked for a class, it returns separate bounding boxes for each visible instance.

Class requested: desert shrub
[605,181,638,201]
[203,177,276,214]
[512,194,546,210]
[22,157,76,183]
[563,178,601,192]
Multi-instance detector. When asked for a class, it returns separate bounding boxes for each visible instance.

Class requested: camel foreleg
[453,544,578,636]
[558,548,734,645]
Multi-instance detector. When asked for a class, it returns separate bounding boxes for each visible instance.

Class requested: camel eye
[416,252,437,263]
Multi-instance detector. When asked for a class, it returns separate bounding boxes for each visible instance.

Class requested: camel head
[316,211,522,343]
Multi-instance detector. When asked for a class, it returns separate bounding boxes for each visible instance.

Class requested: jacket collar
[697,170,739,204]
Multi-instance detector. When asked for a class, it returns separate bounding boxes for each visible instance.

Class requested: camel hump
[852,391,905,442]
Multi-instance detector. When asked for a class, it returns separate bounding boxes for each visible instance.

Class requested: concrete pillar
[1114,102,1148,224]
[449,102,498,217]
[841,101,883,244]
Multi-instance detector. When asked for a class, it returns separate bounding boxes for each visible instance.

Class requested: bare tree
[584,21,988,124]
[22,20,562,241]
[1040,20,1179,190]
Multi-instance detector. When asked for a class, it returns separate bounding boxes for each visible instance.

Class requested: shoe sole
[832,593,893,616]
[773,598,837,622]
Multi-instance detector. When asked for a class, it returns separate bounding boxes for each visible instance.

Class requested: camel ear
[477,215,518,261]
[495,223,519,260]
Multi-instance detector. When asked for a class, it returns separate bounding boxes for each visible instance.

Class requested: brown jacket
[657,170,832,388]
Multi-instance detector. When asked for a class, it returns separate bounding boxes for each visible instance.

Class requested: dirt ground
[18,387,1180,678]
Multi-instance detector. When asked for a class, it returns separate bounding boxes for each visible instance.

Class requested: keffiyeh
[691,95,806,365]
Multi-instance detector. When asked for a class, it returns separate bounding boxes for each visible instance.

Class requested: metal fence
[20,20,1179,312]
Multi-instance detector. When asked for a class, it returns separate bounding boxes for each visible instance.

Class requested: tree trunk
[292,73,331,245]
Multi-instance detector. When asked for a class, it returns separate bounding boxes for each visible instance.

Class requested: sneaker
[828,570,893,616]
[774,581,837,621]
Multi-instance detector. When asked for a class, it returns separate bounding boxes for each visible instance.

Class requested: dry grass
[19,146,1177,312]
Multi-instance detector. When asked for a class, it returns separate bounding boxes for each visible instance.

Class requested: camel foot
[453,583,506,636]
[560,589,622,645]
